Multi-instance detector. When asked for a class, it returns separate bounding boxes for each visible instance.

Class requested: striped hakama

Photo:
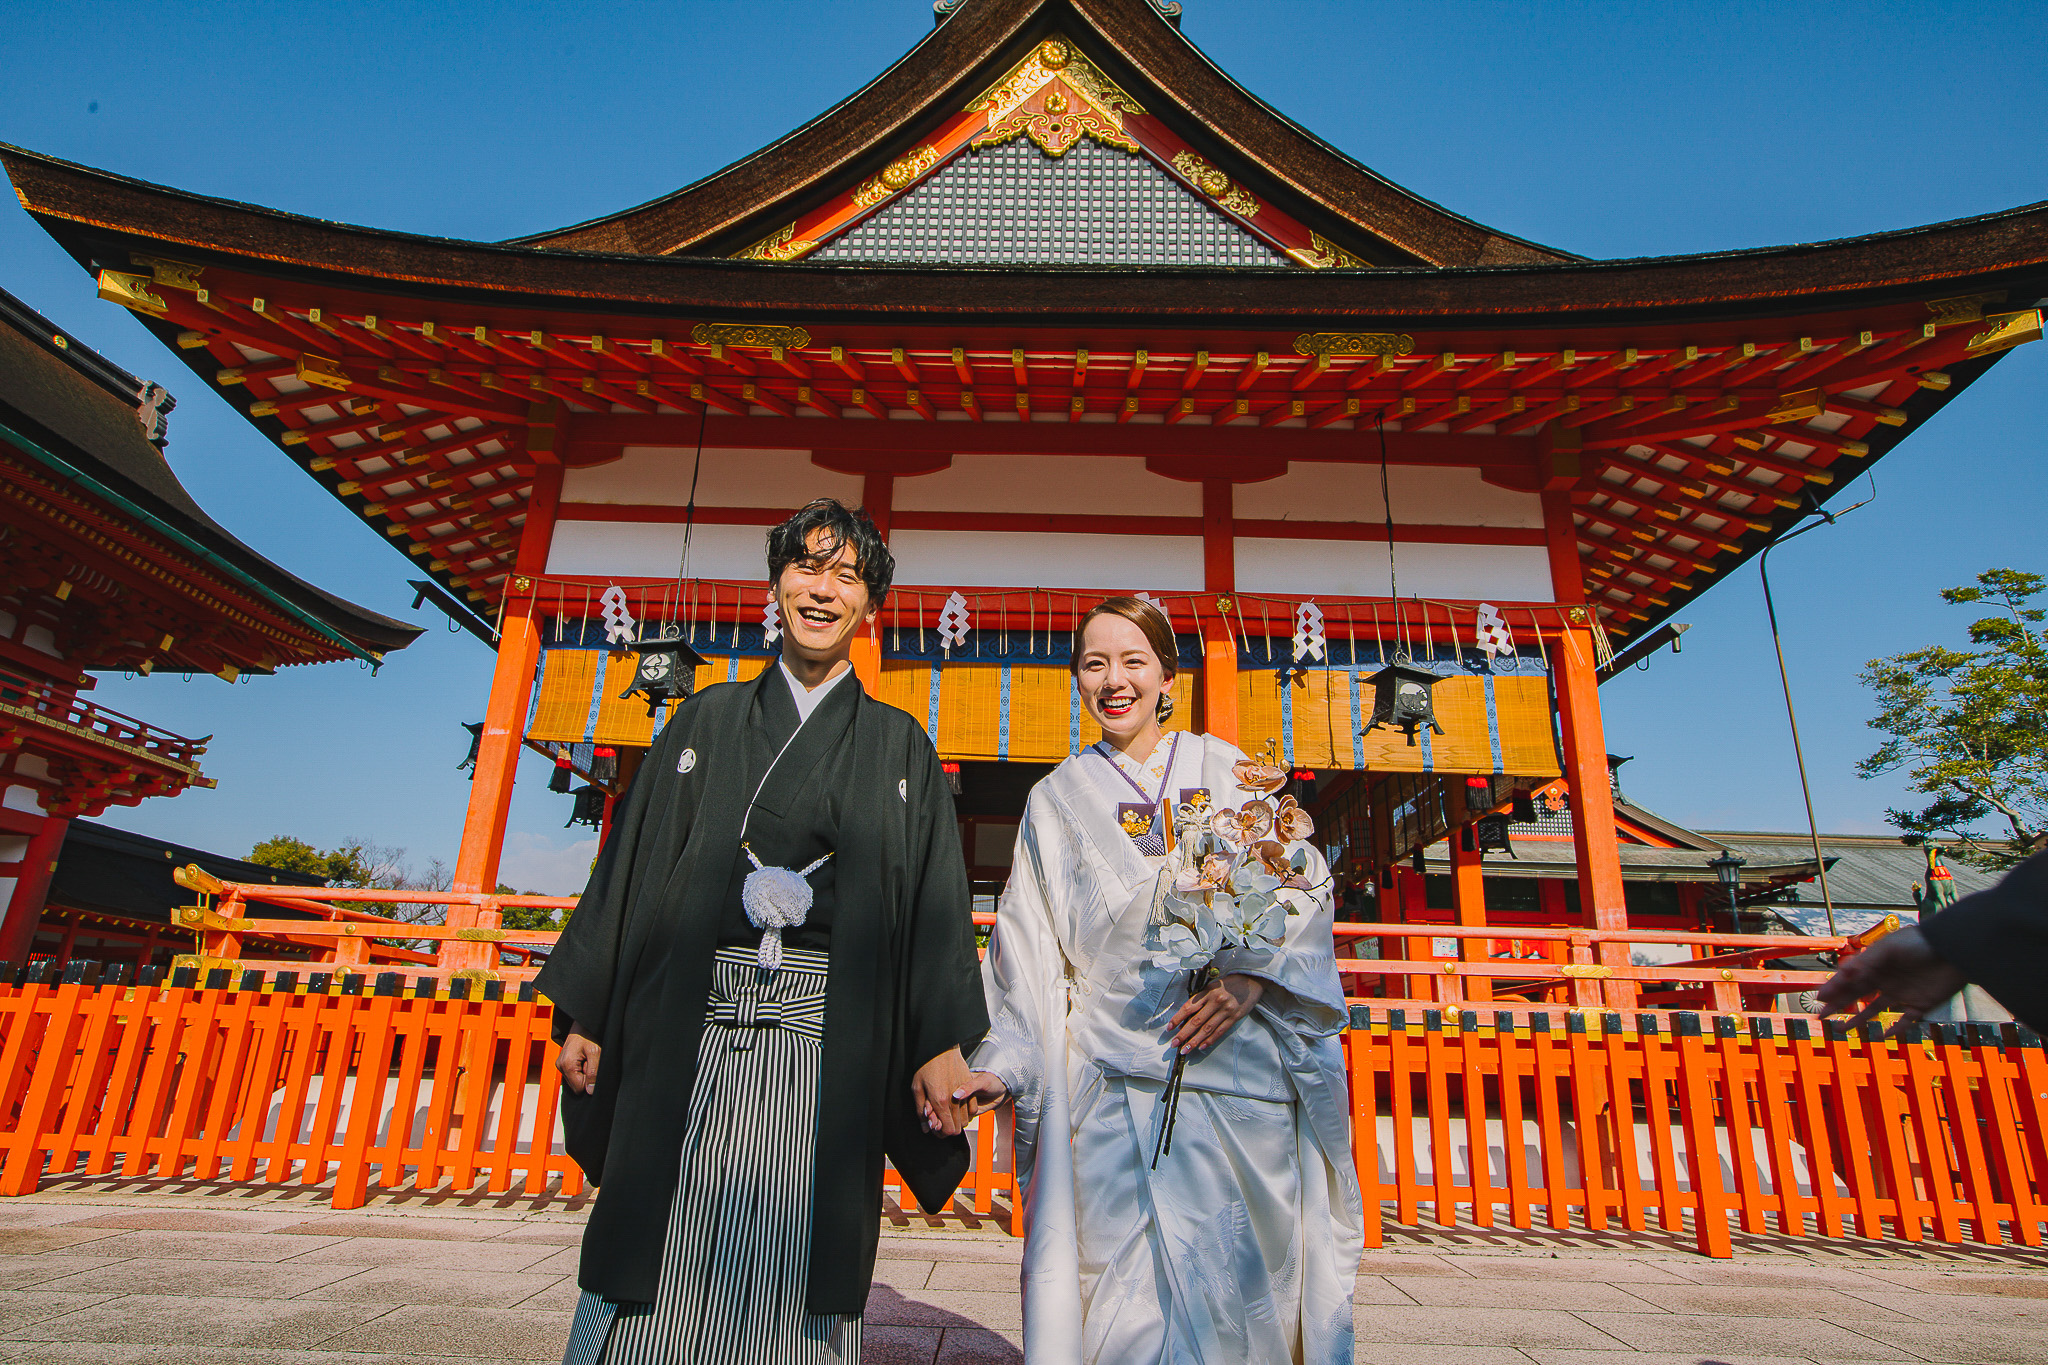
[563,945,859,1365]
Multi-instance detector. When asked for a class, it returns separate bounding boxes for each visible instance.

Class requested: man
[1818,849,2048,1033]
[538,499,988,1364]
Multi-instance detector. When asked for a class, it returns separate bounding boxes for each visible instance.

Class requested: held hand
[1171,973,1265,1053]
[952,1071,1010,1120]
[1815,926,1968,1034]
[912,1046,976,1137]
[556,1024,602,1096]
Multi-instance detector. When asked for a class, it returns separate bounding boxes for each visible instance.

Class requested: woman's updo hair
[1072,597,1179,723]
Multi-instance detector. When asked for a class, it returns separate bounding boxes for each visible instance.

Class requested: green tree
[1858,568,2048,868]
[496,885,571,933]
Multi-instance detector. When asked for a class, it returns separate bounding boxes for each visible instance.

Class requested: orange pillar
[1542,489,1633,1007]
[451,460,562,914]
[1201,479,1239,744]
[1449,801,1491,1003]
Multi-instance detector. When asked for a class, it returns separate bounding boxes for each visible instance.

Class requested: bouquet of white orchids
[1148,745,1324,1164]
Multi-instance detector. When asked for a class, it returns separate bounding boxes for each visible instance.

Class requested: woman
[956,596,1362,1364]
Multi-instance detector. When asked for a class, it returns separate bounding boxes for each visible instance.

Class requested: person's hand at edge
[557,1023,601,1095]
[1814,926,1967,1035]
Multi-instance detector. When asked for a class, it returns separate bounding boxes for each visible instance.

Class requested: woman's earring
[1155,691,1175,723]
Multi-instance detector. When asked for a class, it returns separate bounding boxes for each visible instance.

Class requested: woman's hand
[556,1023,601,1095]
[1171,973,1265,1052]
[952,1071,1010,1120]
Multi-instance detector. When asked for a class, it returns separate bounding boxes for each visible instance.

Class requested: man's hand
[953,1071,1009,1120]
[1815,926,1967,1033]
[1171,973,1265,1053]
[556,1023,602,1096]
[913,1046,976,1136]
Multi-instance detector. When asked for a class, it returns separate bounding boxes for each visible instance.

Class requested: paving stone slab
[1856,1266,2048,1298]
[1570,1311,1905,1361]
[312,1303,574,1358]
[32,1258,360,1301]
[934,1325,1024,1362]
[873,1257,937,1291]
[297,1265,570,1309]
[273,1236,559,1273]
[1350,1305,1624,1350]
[0,1229,125,1258]
[274,1216,500,1241]
[1450,1254,1693,1284]
[1838,1287,2048,1325]
[71,1212,310,1235]
[1524,1352,1817,1365]
[1620,1283,1917,1321]
[1383,1276,1654,1313]
[861,1324,941,1365]
[1,1293,385,1349]
[1834,1319,2048,1364]
[46,1231,341,1265]
[1352,1346,1540,1365]
[925,1261,1020,1293]
[870,1287,1024,1332]
[0,1257,120,1293]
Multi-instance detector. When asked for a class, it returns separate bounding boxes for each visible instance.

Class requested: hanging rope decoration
[1590,615,1617,670]
[1292,600,1327,663]
[600,585,637,645]
[937,591,971,656]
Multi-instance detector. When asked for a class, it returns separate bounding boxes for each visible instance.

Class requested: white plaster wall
[562,448,861,508]
[1234,538,1553,602]
[892,455,1199,515]
[3,785,44,815]
[890,530,1204,591]
[546,521,771,581]
[1232,464,1544,528]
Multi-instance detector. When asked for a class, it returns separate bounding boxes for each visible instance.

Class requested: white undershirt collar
[780,658,851,725]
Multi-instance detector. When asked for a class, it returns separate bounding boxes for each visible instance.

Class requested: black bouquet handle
[1152,961,1221,1168]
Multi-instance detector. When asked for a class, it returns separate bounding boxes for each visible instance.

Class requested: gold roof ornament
[968,37,1146,158]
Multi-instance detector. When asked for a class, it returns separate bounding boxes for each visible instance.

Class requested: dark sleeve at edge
[1919,850,2048,1032]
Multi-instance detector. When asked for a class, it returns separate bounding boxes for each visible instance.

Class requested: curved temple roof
[1,0,2043,641]
[0,287,419,669]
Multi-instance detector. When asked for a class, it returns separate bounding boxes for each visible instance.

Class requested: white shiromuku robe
[973,732,1364,1364]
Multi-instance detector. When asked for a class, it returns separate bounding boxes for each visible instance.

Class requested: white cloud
[498,831,600,897]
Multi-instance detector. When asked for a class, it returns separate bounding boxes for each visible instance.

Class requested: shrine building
[0,288,418,963]
[6,0,2043,990]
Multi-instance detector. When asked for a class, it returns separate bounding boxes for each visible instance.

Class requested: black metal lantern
[1474,813,1515,858]
[1363,658,1444,746]
[620,638,709,717]
[567,785,607,829]
[1708,850,1748,933]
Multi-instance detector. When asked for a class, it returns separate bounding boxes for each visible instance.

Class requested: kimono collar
[1057,734,1199,893]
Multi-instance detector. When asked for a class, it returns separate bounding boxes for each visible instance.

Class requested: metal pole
[1758,538,1838,937]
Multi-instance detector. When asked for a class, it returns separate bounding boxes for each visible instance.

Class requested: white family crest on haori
[600,584,637,644]
[739,843,834,972]
[898,779,908,802]
[1475,602,1516,658]
[677,748,697,774]
[1292,600,1327,663]
[762,596,783,646]
[936,592,972,653]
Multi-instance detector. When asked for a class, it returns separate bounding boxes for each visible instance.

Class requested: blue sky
[2,1,2042,891]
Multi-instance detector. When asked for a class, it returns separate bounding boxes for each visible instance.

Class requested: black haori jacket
[534,666,989,1313]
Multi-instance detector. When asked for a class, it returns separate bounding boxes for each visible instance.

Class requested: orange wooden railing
[8,881,2033,1254]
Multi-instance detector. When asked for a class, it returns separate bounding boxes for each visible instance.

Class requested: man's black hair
[765,498,894,606]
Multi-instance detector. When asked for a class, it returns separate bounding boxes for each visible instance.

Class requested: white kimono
[974,732,1363,1365]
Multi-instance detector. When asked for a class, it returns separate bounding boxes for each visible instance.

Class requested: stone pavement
[0,1179,2041,1363]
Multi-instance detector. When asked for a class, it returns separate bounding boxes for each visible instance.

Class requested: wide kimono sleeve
[533,700,695,1045]
[1921,850,2048,1033]
[970,786,1073,1121]
[899,737,993,1072]
[1211,842,1349,1040]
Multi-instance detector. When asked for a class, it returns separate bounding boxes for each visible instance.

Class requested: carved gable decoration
[968,38,1145,159]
